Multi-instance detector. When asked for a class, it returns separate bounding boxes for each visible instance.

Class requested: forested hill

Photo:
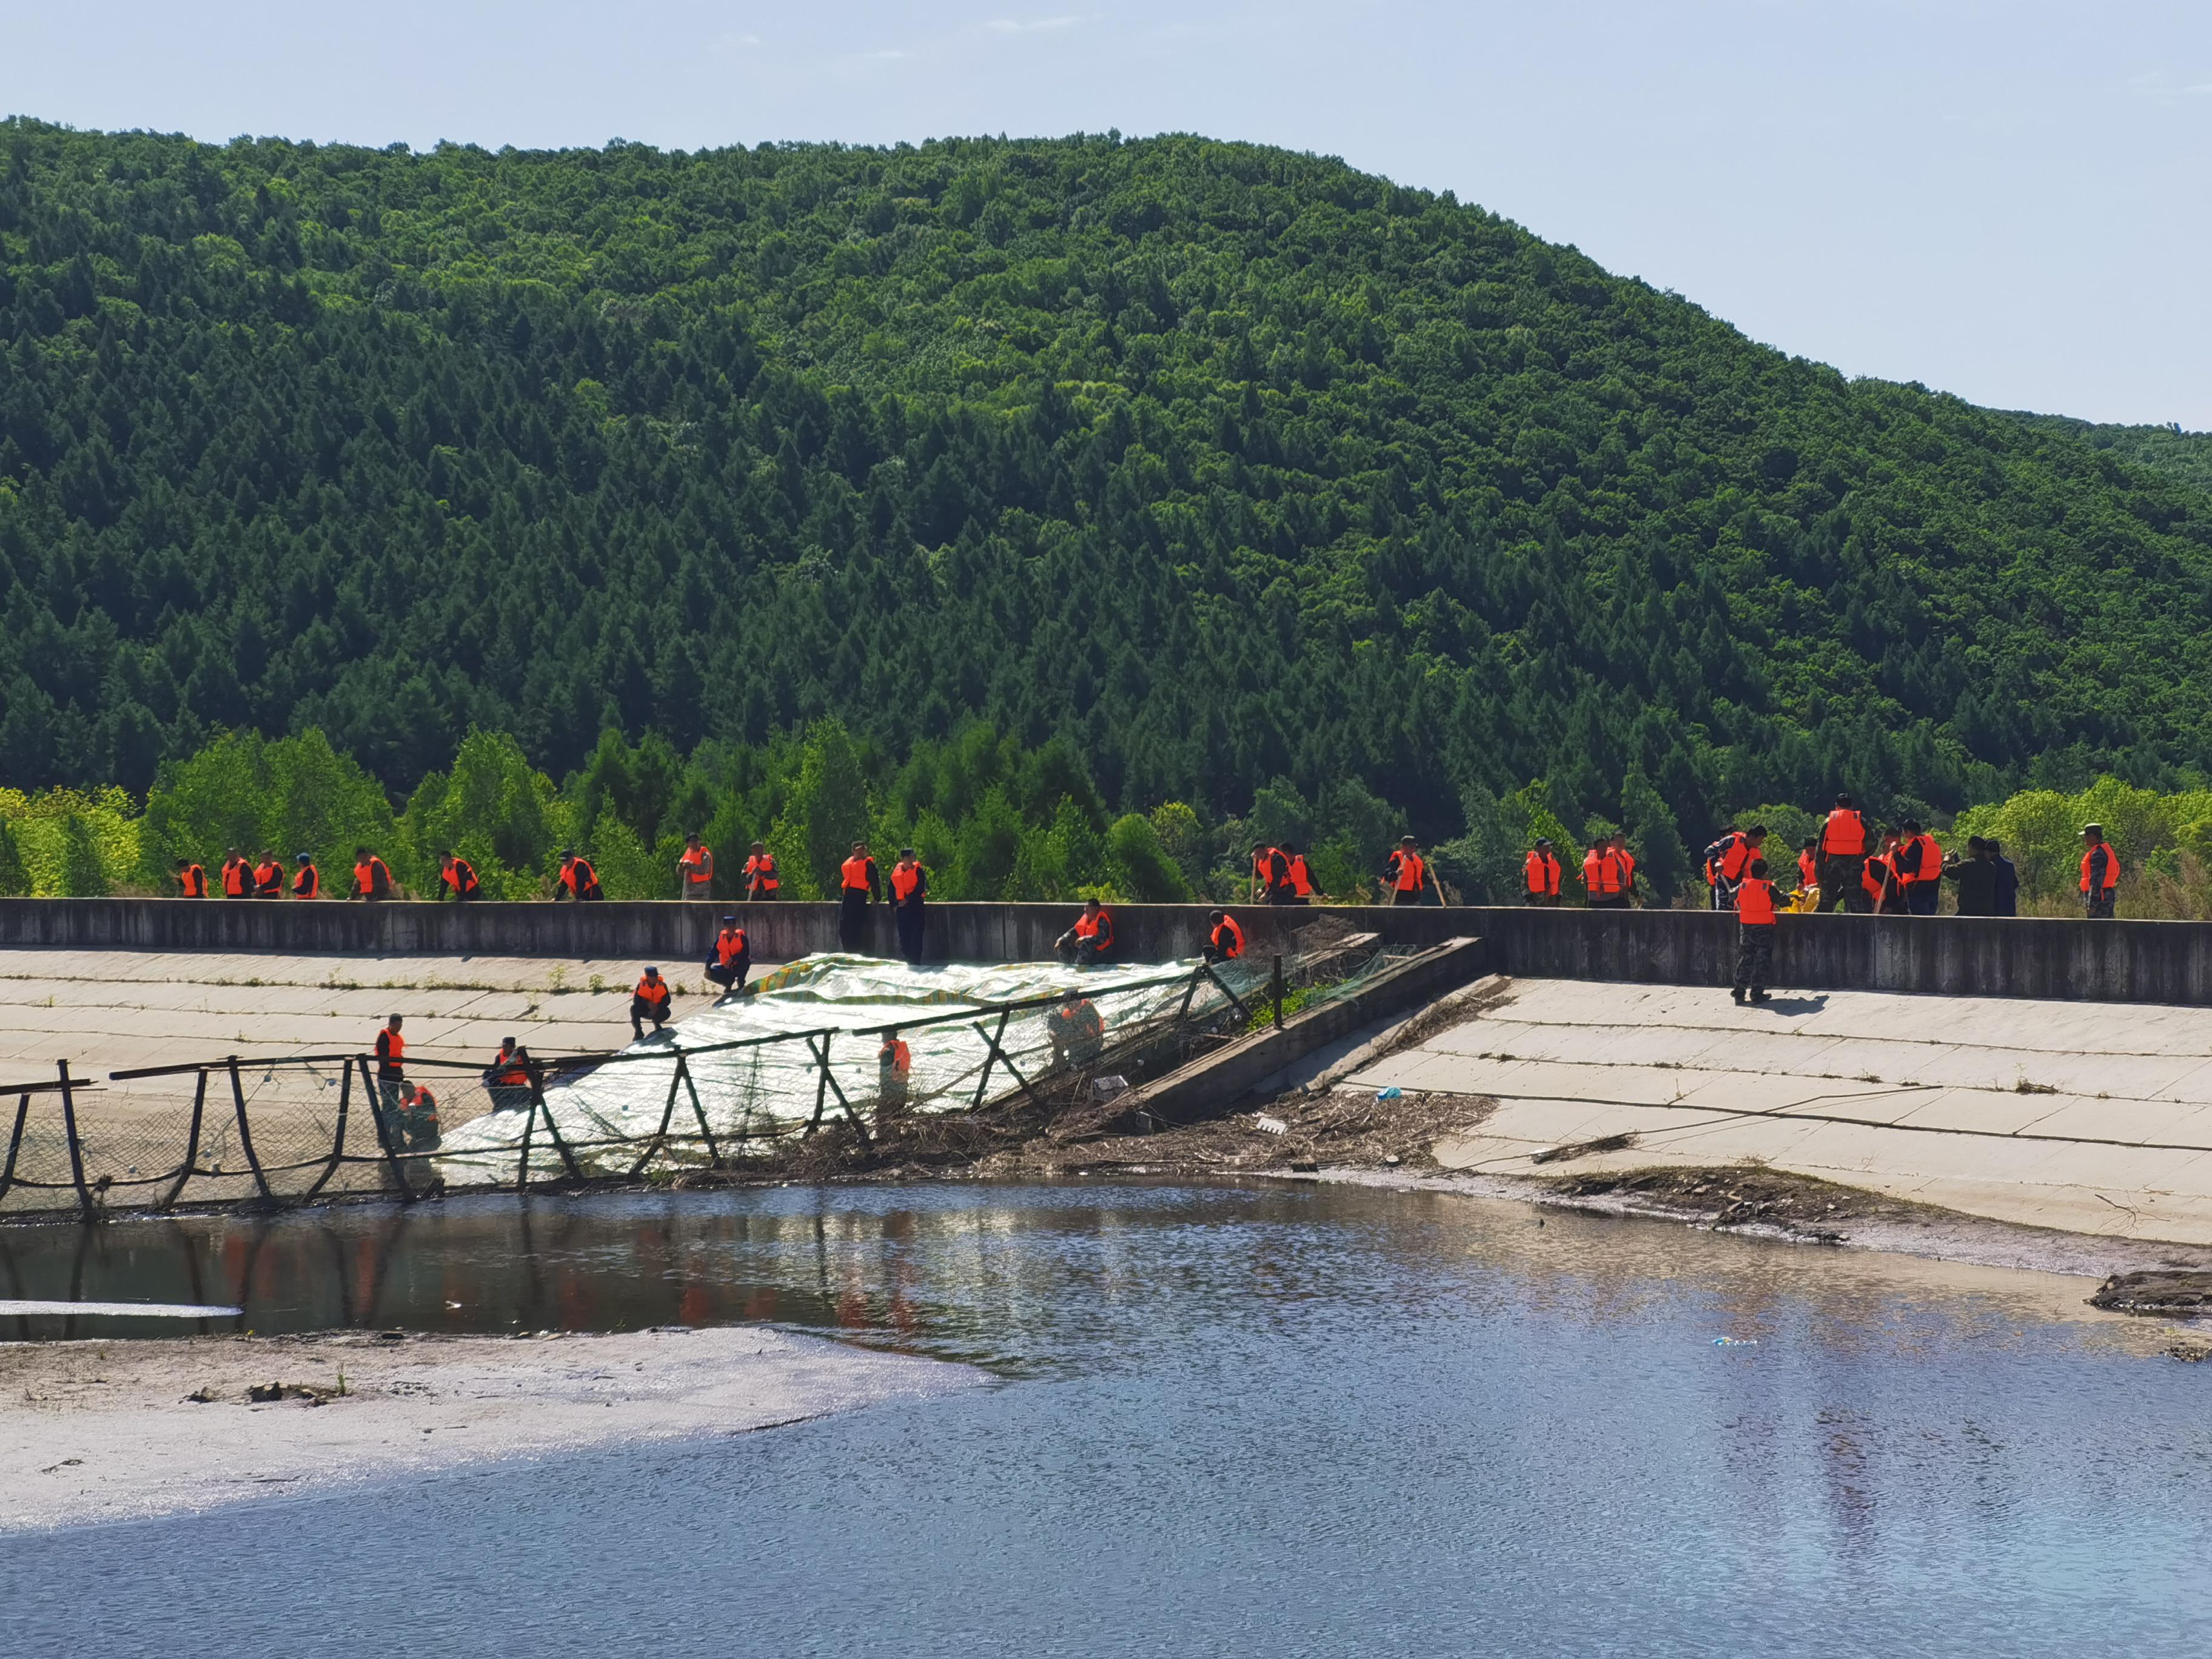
[5,120,2212,862]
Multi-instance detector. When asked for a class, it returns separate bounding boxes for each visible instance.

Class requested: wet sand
[0,1325,979,1533]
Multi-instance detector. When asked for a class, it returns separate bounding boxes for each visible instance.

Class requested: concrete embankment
[12,899,2212,1005]
[1348,977,2212,1247]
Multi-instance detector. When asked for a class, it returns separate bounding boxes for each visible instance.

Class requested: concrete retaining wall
[7,897,2212,1006]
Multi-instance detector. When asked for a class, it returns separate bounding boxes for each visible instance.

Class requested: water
[3,1181,2209,1656]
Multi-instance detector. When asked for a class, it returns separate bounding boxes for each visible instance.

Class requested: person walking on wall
[838,841,882,951]
[292,853,320,899]
[631,966,673,1039]
[1989,838,2020,917]
[1730,857,1780,1005]
[706,916,751,996]
[1383,837,1443,906]
[1524,839,1562,905]
[2081,824,2120,919]
[555,850,603,902]
[1892,820,1943,916]
[890,847,929,966]
[743,842,779,900]
[679,834,715,902]
[1817,794,1872,914]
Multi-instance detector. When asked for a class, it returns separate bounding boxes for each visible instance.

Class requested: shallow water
[3,1181,2209,1656]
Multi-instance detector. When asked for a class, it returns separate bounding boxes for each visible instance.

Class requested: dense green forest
[7,118,2212,889]
[2009,414,2212,498]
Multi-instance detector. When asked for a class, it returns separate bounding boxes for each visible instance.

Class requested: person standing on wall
[743,841,779,900]
[706,916,751,996]
[1892,820,1943,916]
[1280,844,1315,905]
[1383,837,1444,906]
[890,847,929,966]
[1524,839,1562,905]
[174,857,208,897]
[252,852,284,898]
[292,853,320,899]
[555,850,603,902]
[839,841,882,951]
[350,846,394,901]
[678,833,715,902]
[221,848,250,899]
[2081,824,2120,919]
[1730,858,1780,1005]
[1817,794,1872,914]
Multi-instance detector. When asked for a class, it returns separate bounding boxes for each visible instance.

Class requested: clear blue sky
[7,1,2209,427]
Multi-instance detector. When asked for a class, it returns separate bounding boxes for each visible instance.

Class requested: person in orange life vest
[482,1034,534,1114]
[554,850,603,902]
[1047,993,1106,1067]
[1583,839,1631,910]
[1797,839,1819,898]
[221,848,250,899]
[1056,898,1115,966]
[890,848,928,965]
[705,916,751,995]
[839,840,882,951]
[1611,833,1639,904]
[1250,843,1293,905]
[678,833,715,901]
[438,851,481,903]
[1204,910,1245,964]
[292,853,320,899]
[1731,857,1780,1005]
[631,966,673,1041]
[1280,844,1315,905]
[1384,837,1443,907]
[174,857,209,898]
[1863,831,1907,914]
[373,1014,407,1128]
[395,1080,441,1153]
[877,1028,913,1123]
[2080,823,2120,919]
[1703,825,1763,911]
[350,846,394,901]
[252,852,283,898]
[743,841,779,900]
[1523,839,1563,906]
[1889,820,1943,916]
[1815,794,1872,914]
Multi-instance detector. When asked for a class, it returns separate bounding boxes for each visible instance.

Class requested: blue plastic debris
[1376,1086,1404,1101]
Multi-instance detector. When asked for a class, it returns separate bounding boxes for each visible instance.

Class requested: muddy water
[3,1181,2210,1655]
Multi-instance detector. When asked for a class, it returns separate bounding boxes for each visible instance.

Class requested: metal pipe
[158,1070,210,1211]
[57,1061,95,1223]
[227,1056,274,1201]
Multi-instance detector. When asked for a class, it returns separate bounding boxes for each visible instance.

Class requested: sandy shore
[0,1325,978,1533]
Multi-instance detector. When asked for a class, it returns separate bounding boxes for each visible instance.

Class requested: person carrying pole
[839,840,882,951]
[743,841,780,900]
[890,848,928,966]
[555,850,603,902]
[1383,837,1444,906]
[705,916,751,996]
[678,834,715,902]
[439,852,481,903]
[292,853,320,899]
[2081,824,2120,919]
[631,966,673,1040]
[1730,857,1780,1005]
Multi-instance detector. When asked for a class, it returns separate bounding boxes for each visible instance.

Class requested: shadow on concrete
[1756,994,1831,1017]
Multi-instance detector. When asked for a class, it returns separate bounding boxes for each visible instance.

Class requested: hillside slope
[4,120,2211,849]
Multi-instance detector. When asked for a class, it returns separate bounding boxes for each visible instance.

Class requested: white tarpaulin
[435,952,1252,1184]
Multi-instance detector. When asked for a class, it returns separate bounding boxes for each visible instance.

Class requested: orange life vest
[489,1050,529,1087]
[1390,851,1426,893]
[561,857,600,896]
[1287,854,1314,897]
[1524,850,1561,896]
[354,856,390,897]
[1583,846,1625,897]
[1212,915,1245,959]
[1618,848,1637,889]
[680,845,713,886]
[253,860,281,894]
[1863,853,1895,905]
[840,855,874,893]
[891,862,923,902]
[1253,847,1288,891]
[1896,833,1942,886]
[443,858,478,895]
[1718,836,1755,883]
[292,863,319,899]
[1074,908,1112,948]
[2081,844,2119,893]
[375,1027,406,1076]
[744,853,778,892]
[1737,877,1778,925]
[635,976,670,1009]
[222,859,247,897]
[880,1037,911,1079]
[179,863,207,897]
[1822,808,1868,857]
[716,927,748,967]
[1797,849,1818,890]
